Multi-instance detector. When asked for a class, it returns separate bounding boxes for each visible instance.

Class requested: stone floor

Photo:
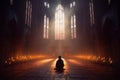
[0,58,119,80]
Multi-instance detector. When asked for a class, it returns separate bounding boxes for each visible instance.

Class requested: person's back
[56,56,64,71]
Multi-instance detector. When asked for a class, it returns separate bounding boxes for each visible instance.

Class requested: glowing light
[47,17,49,38]
[108,58,113,64]
[39,59,53,64]
[10,0,13,5]
[68,59,81,65]
[71,16,73,39]
[43,15,49,39]
[4,55,49,65]
[28,1,30,27]
[70,1,75,8]
[71,15,76,39]
[9,62,11,64]
[25,0,32,28]
[47,3,50,8]
[91,1,95,24]
[74,15,76,38]
[29,3,32,28]
[73,1,75,6]
[62,58,69,73]
[55,4,65,40]
[44,15,46,38]
[74,55,113,65]
[44,2,49,8]
[89,0,95,27]
[5,61,7,64]
[70,3,72,8]
[89,2,92,26]
[44,2,47,7]
[25,0,28,25]
[108,0,111,5]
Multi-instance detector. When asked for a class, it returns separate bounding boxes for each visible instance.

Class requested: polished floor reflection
[0,58,118,80]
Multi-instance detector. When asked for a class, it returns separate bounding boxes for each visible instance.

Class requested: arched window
[55,4,65,40]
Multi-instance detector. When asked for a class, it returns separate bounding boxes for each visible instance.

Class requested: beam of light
[43,15,46,38]
[71,15,76,39]
[40,59,53,64]
[43,16,49,39]
[35,59,53,67]
[89,0,95,27]
[44,2,49,8]
[74,15,76,38]
[91,0,95,24]
[89,1,92,27]
[10,0,13,5]
[55,4,65,40]
[70,1,75,8]
[44,2,47,7]
[25,0,28,25]
[29,3,32,28]
[47,17,49,39]
[28,1,30,27]
[47,3,50,8]
[68,59,81,65]
[70,3,72,8]
[71,16,73,39]
[108,0,111,5]
[25,0,32,28]
[73,1,76,6]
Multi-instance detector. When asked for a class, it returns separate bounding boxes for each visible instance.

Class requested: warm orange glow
[35,59,53,66]
[5,54,50,65]
[68,59,81,65]
[62,58,69,72]
[109,60,113,64]
[74,54,113,65]
[40,59,53,63]
[108,58,113,64]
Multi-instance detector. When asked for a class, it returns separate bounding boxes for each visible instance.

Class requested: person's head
[58,56,61,59]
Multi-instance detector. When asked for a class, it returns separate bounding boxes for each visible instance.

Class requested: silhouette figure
[55,56,64,72]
